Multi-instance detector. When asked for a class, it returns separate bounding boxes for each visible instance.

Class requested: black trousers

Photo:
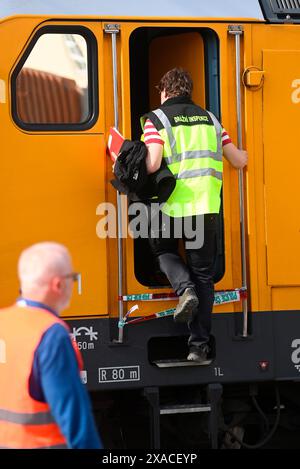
[149,213,217,347]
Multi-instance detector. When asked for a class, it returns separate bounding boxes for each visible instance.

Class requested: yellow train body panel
[0,3,299,323]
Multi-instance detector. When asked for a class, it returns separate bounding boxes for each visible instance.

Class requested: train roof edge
[0,0,265,21]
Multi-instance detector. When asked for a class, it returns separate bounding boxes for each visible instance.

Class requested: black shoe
[187,344,212,365]
[173,288,199,323]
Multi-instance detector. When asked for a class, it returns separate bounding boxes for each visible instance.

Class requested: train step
[159,403,211,414]
[153,358,209,368]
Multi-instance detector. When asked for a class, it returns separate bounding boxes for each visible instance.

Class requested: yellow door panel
[263,50,300,286]
[1,132,108,316]
[149,31,206,109]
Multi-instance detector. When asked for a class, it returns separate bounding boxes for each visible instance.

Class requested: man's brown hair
[157,68,193,98]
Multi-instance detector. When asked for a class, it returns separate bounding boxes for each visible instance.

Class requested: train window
[11,26,98,131]
[129,27,224,287]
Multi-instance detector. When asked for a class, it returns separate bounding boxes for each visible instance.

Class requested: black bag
[111,140,148,195]
[111,140,176,203]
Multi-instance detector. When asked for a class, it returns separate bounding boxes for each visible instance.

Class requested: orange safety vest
[0,304,83,449]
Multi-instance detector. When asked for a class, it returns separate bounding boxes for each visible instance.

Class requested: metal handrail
[104,24,124,343]
[228,25,248,337]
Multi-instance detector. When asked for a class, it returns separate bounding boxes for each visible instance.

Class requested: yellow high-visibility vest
[141,100,223,217]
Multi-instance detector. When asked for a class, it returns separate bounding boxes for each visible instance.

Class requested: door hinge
[228,25,244,35]
[243,67,265,90]
[104,23,120,34]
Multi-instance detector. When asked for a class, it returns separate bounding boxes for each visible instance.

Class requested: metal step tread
[153,358,211,368]
[160,404,211,415]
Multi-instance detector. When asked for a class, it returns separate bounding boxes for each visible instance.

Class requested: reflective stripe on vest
[207,110,223,160]
[0,408,55,425]
[151,108,177,154]
[151,108,223,217]
[176,168,223,181]
[164,150,222,165]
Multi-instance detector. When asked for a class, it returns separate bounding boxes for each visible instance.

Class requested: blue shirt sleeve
[30,323,103,449]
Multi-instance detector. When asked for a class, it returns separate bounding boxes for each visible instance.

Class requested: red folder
[107,127,125,162]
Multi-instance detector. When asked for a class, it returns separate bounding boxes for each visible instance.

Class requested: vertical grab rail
[104,24,124,343]
[228,25,248,337]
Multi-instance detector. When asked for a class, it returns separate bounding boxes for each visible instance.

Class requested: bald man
[0,242,102,449]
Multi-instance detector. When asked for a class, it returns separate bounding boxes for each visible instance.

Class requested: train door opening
[128,27,225,288]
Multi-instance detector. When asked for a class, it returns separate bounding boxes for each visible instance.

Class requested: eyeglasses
[61,272,82,295]
[61,272,80,282]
